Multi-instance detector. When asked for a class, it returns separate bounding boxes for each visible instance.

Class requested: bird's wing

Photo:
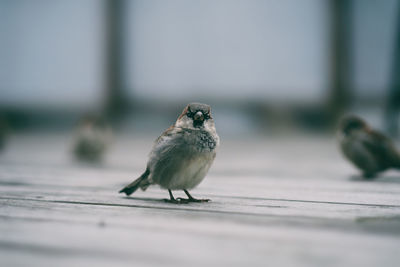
[341,137,376,173]
[147,126,192,185]
[361,130,400,169]
[154,125,175,145]
[147,125,185,167]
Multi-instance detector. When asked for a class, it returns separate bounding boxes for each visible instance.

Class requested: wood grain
[1,134,400,267]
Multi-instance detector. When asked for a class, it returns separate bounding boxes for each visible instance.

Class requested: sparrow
[73,115,112,162]
[119,103,219,203]
[0,115,9,151]
[338,115,400,178]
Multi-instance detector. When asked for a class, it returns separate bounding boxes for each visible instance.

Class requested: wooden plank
[1,134,400,267]
[1,199,400,267]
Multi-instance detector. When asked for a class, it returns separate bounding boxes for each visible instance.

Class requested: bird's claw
[163,198,211,204]
[178,197,210,203]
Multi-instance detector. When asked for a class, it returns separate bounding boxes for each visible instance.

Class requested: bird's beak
[193,111,204,122]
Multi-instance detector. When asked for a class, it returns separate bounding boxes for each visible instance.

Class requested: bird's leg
[181,189,210,202]
[164,189,188,204]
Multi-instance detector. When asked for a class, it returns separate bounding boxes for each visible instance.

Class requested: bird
[119,103,219,203]
[0,115,8,151]
[338,115,400,178]
[73,115,112,163]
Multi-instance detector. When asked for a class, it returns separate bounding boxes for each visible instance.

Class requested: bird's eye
[187,112,193,118]
[204,113,210,119]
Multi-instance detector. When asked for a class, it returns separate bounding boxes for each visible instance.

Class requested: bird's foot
[182,190,210,203]
[177,197,210,203]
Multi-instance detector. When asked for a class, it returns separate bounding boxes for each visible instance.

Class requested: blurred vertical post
[385,4,400,136]
[104,0,126,121]
[328,0,352,126]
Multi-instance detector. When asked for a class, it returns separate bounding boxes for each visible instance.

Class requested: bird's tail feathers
[119,169,150,196]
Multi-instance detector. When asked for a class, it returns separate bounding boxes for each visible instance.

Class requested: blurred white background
[0,0,399,135]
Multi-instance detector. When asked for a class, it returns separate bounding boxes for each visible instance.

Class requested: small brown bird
[73,115,112,163]
[119,103,219,203]
[338,115,400,178]
[0,115,8,151]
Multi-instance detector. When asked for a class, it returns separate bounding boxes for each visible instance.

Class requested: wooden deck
[1,133,400,267]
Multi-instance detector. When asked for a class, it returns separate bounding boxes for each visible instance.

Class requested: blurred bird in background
[119,103,219,203]
[338,115,400,178]
[0,115,9,151]
[73,115,112,163]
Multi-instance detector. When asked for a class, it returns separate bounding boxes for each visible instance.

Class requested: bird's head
[176,103,215,130]
[338,115,368,136]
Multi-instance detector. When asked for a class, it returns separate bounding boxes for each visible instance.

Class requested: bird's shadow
[349,173,400,184]
[349,175,376,182]
[120,195,212,205]
[120,196,166,203]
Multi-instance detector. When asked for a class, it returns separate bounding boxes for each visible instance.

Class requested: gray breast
[198,131,217,149]
[185,130,217,152]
